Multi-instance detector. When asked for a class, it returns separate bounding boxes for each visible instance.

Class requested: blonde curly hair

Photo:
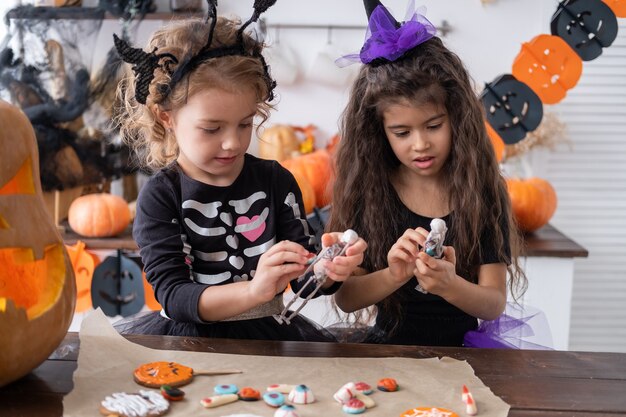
[116,17,273,171]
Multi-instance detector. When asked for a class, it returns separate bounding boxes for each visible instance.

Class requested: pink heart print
[236,215,266,242]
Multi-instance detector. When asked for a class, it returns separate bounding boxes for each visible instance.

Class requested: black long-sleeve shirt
[133,154,323,324]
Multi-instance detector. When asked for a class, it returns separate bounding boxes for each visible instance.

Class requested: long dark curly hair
[327,37,527,328]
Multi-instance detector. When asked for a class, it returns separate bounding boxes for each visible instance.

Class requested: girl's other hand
[250,240,310,303]
[414,245,457,296]
[387,228,428,283]
[315,232,368,282]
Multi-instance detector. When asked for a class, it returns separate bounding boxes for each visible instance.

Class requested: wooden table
[1,333,624,417]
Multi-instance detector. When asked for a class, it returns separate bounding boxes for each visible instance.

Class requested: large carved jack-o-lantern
[0,100,76,387]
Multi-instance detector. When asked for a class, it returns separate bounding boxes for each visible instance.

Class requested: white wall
[2,0,548,151]
[205,0,549,151]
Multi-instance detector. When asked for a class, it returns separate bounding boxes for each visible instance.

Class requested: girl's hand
[314,232,368,282]
[387,228,429,284]
[413,245,458,296]
[249,240,311,303]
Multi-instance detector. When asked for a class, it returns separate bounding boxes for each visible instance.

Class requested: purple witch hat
[337,0,437,66]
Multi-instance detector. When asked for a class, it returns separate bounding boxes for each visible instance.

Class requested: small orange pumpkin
[68,193,131,237]
[506,177,557,232]
[258,124,300,162]
[282,149,333,208]
[281,164,316,214]
[0,99,76,387]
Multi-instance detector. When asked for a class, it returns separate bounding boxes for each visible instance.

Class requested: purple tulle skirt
[463,303,554,349]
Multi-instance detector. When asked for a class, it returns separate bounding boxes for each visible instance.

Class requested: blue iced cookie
[263,391,285,407]
[214,383,239,395]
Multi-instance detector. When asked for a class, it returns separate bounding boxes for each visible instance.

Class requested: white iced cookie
[200,393,239,408]
[274,404,300,417]
[333,382,356,404]
[266,384,295,394]
[355,392,376,408]
[287,384,315,404]
[99,390,169,417]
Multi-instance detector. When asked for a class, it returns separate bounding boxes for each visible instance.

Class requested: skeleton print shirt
[134,154,318,324]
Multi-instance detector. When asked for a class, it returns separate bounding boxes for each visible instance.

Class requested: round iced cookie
[133,361,194,388]
[400,407,459,417]
[355,381,373,395]
[288,384,315,404]
[160,384,184,401]
[263,391,285,407]
[274,404,300,417]
[342,398,366,414]
[239,387,261,401]
[214,383,239,395]
[99,390,169,417]
[377,377,399,392]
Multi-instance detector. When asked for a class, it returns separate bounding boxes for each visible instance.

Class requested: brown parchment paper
[63,309,510,417]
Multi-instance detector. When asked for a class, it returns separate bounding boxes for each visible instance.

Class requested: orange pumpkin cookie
[400,407,459,417]
[133,361,242,388]
[134,362,194,388]
[377,377,399,392]
[239,387,261,401]
[99,390,169,417]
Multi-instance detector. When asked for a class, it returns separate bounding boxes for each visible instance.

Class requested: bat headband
[337,0,437,67]
[114,0,277,104]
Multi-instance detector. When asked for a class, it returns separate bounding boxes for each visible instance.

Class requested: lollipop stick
[193,369,243,376]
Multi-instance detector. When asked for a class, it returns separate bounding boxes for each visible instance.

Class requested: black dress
[364,193,510,347]
[116,154,336,342]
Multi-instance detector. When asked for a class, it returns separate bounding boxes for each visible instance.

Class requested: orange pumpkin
[258,124,300,162]
[68,193,131,237]
[280,163,316,214]
[0,99,76,387]
[506,177,557,232]
[282,149,333,208]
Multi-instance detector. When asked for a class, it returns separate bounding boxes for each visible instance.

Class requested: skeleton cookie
[99,390,169,417]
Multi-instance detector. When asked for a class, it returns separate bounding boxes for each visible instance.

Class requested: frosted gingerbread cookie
[99,390,169,417]
[400,407,460,417]
[133,361,242,388]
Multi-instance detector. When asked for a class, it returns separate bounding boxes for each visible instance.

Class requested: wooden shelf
[60,221,587,258]
[61,223,137,251]
[6,7,202,21]
[523,223,588,258]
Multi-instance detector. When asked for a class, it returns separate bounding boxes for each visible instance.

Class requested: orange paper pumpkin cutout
[604,0,626,17]
[485,122,505,163]
[65,241,100,313]
[142,271,162,311]
[512,34,583,104]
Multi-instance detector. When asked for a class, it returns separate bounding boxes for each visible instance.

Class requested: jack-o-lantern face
[0,99,76,387]
[480,74,544,145]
